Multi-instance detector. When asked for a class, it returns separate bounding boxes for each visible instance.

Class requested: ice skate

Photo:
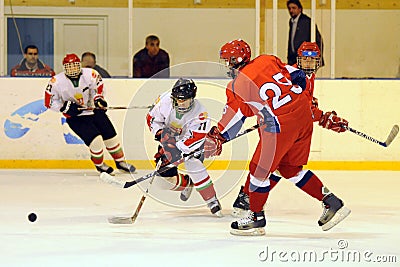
[232,186,250,217]
[95,163,114,174]
[115,161,136,173]
[207,196,223,217]
[318,193,351,231]
[180,175,193,201]
[230,210,266,236]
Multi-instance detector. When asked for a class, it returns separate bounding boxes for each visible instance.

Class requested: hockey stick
[108,161,161,225]
[100,122,264,189]
[343,124,399,147]
[79,105,152,111]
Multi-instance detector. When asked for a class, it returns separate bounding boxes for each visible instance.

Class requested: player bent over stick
[204,39,350,236]
[146,78,222,217]
[44,54,136,174]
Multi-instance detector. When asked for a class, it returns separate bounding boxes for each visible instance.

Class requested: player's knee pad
[89,135,103,152]
[277,165,303,179]
[249,161,270,179]
[184,157,206,172]
[184,157,208,183]
[103,135,119,148]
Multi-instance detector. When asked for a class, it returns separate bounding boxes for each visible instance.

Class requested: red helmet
[63,53,81,77]
[297,42,320,57]
[296,42,321,75]
[220,39,251,69]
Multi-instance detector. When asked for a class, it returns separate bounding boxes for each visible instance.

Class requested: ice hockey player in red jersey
[44,54,136,174]
[231,42,352,220]
[146,78,222,216]
[205,39,350,236]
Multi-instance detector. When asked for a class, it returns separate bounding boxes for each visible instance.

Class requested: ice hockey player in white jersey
[146,78,222,216]
[44,53,136,174]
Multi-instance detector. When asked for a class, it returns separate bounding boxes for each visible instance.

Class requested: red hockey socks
[295,170,324,201]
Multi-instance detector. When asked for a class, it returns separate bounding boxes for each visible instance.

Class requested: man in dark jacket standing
[287,0,324,66]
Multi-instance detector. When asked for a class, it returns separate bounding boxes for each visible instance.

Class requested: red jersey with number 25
[218,55,312,136]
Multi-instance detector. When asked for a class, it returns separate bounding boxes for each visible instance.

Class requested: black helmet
[171,78,197,114]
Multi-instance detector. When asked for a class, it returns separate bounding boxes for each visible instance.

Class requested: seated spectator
[10,45,55,77]
[133,35,170,78]
[81,52,111,78]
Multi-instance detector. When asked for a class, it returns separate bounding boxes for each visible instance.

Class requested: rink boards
[0,77,399,170]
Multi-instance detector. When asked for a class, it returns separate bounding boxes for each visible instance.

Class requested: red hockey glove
[311,97,323,122]
[312,97,319,109]
[204,126,226,158]
[319,111,348,133]
[157,129,182,164]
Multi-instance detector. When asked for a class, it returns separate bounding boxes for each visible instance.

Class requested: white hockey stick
[343,124,399,147]
[107,161,161,225]
[79,105,152,111]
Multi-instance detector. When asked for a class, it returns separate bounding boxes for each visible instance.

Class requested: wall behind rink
[4,5,400,78]
[0,77,399,170]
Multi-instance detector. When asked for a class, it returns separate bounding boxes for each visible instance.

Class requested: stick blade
[99,172,125,188]
[108,216,134,224]
[384,125,399,147]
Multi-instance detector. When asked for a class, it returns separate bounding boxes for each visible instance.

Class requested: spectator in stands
[287,0,324,66]
[10,45,55,77]
[81,52,111,78]
[133,35,170,78]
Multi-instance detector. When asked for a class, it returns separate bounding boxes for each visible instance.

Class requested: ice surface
[0,169,399,267]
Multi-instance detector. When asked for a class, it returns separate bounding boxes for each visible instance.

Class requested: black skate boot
[230,210,266,236]
[232,186,250,217]
[115,161,136,173]
[180,175,193,201]
[95,163,114,174]
[318,193,351,231]
[207,196,223,217]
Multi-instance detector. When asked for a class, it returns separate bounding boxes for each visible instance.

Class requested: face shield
[297,51,320,75]
[220,57,240,79]
[63,62,82,77]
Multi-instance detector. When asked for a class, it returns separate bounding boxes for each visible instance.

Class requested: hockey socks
[248,173,271,212]
[89,136,105,166]
[293,170,325,201]
[194,176,216,201]
[104,136,125,162]
[169,173,191,191]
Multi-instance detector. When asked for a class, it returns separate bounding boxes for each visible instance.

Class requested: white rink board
[0,77,399,162]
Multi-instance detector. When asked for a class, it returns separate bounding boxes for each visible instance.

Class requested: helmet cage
[63,61,82,77]
[297,52,321,75]
[296,42,321,75]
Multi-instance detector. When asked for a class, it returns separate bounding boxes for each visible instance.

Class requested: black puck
[28,213,37,222]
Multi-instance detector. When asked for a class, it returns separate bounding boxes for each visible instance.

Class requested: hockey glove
[310,97,323,122]
[94,95,108,109]
[319,111,348,133]
[290,69,306,90]
[60,101,83,117]
[158,130,182,164]
[204,126,226,158]
[154,129,164,141]
[312,97,319,109]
